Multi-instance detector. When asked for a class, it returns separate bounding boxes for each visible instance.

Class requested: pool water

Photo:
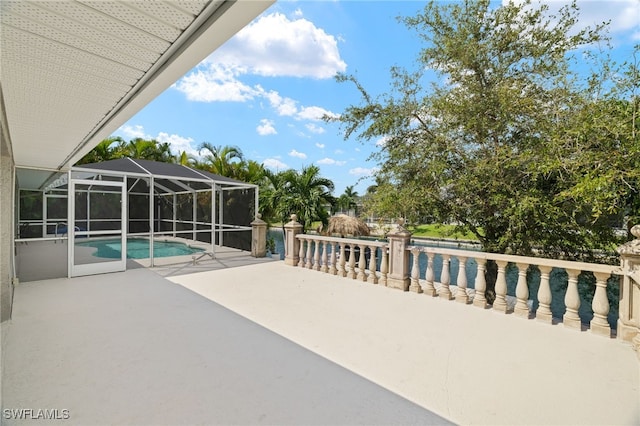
[78,238,205,259]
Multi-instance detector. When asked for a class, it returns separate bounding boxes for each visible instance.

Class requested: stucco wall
[0,121,15,322]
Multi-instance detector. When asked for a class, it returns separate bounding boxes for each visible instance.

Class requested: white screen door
[69,179,126,277]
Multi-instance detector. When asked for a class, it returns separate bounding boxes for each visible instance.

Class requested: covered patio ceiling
[1,0,274,171]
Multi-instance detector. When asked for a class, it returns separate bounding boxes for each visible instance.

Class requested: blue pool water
[78,238,204,259]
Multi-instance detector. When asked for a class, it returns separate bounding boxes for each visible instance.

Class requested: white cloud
[566,0,639,35]
[263,158,288,170]
[349,167,376,176]
[174,67,339,127]
[317,157,346,166]
[334,149,345,154]
[264,90,298,116]
[116,125,199,157]
[156,132,197,157]
[306,123,326,134]
[209,12,347,79]
[297,106,339,121]
[173,64,259,102]
[376,136,389,147]
[315,143,325,149]
[257,119,277,135]
[289,149,307,159]
[505,1,638,40]
[119,124,148,139]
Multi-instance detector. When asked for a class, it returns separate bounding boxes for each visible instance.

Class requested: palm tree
[282,165,335,231]
[237,160,266,185]
[198,143,244,178]
[76,136,124,164]
[122,138,159,160]
[336,185,359,215]
[259,169,289,226]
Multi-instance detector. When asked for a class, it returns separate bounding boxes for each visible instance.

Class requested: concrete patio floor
[2,259,639,425]
[1,263,448,425]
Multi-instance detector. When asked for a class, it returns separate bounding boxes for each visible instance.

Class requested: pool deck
[2,258,639,425]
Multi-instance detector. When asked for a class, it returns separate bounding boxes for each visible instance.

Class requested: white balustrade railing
[295,234,388,286]
[406,245,622,337]
[295,234,622,333]
[293,234,622,337]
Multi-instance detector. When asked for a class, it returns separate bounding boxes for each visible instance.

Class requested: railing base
[535,311,553,324]
[387,277,410,291]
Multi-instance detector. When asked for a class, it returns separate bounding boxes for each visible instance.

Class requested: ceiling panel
[1,0,275,171]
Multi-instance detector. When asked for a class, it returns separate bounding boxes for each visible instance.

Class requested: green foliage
[410,224,480,241]
[330,0,638,261]
[260,165,335,232]
[335,185,359,214]
[198,143,245,179]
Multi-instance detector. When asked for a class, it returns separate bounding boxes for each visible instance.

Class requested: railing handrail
[297,234,387,248]
[407,244,621,276]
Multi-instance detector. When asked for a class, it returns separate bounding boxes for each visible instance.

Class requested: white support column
[367,245,378,284]
[473,258,487,308]
[409,248,422,293]
[211,183,215,255]
[563,269,581,330]
[218,189,224,247]
[424,252,437,296]
[439,255,453,300]
[536,265,553,323]
[172,193,177,237]
[192,191,196,242]
[41,189,46,238]
[455,256,469,304]
[514,262,530,318]
[329,242,338,275]
[321,241,329,273]
[86,188,90,233]
[590,272,611,337]
[149,176,154,267]
[493,260,509,313]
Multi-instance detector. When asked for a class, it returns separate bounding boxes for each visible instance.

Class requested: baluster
[423,252,437,296]
[305,239,313,269]
[347,244,357,279]
[563,269,581,329]
[380,245,388,286]
[514,262,530,318]
[313,240,321,271]
[493,260,509,313]
[455,256,469,304]
[409,248,423,293]
[536,265,553,323]
[473,258,487,308]
[329,242,338,275]
[357,244,368,281]
[367,245,378,284]
[439,255,453,300]
[320,241,329,273]
[338,242,347,277]
[298,239,306,268]
[590,272,611,337]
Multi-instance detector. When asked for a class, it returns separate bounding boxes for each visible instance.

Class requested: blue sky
[113,0,639,196]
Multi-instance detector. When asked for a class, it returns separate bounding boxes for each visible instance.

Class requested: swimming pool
[77,238,205,259]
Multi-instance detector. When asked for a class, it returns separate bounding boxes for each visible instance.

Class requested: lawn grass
[408,223,479,241]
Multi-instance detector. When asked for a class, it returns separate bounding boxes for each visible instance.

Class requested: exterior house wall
[1,110,15,322]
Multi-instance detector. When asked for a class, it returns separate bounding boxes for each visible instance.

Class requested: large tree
[260,166,335,232]
[335,185,359,215]
[198,143,244,179]
[330,0,638,262]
